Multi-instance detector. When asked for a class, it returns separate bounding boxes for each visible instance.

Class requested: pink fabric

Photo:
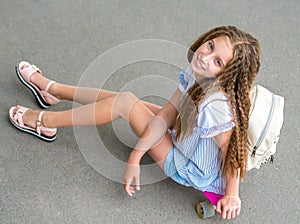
[18,61,60,105]
[203,191,223,206]
[9,106,57,136]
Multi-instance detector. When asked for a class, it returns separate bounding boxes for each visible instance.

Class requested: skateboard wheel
[196,201,215,219]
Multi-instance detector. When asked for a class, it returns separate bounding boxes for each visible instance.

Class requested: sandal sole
[8,107,57,142]
[9,115,57,142]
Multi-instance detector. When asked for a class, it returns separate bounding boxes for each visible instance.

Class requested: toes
[20,63,29,71]
[13,105,20,114]
[10,106,21,123]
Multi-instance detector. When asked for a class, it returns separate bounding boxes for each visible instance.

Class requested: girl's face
[191,36,234,79]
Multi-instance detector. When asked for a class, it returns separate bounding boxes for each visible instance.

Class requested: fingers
[223,209,234,219]
[236,205,241,216]
[231,210,236,219]
[124,183,135,197]
[220,207,237,219]
[216,201,221,214]
[124,177,140,197]
[135,176,140,191]
[226,207,240,219]
[216,199,241,220]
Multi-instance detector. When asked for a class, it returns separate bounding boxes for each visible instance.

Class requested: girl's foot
[9,105,57,142]
[16,61,61,109]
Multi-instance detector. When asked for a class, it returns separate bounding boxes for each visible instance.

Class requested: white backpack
[247,84,285,170]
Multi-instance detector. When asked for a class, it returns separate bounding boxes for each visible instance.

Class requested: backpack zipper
[251,93,275,157]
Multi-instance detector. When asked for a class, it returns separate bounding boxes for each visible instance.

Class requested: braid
[220,29,261,179]
[174,25,261,180]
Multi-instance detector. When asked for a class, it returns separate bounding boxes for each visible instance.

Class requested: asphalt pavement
[0,0,299,223]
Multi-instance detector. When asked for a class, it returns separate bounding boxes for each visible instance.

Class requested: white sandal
[9,106,57,142]
[15,61,60,109]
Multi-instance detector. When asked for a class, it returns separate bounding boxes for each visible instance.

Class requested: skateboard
[196,191,223,219]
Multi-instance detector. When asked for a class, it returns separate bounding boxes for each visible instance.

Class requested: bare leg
[30,71,162,114]
[17,92,172,167]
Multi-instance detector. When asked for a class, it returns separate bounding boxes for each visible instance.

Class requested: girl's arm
[134,88,182,151]
[214,130,241,219]
[123,89,182,196]
[216,169,241,219]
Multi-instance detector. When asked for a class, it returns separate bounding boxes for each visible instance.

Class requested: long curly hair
[173,26,261,179]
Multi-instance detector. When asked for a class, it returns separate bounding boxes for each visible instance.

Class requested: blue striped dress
[168,67,235,195]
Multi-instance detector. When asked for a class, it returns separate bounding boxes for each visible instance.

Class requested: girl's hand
[216,195,241,219]
[123,162,140,197]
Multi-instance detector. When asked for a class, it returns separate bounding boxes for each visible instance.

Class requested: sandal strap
[15,106,29,128]
[10,106,35,133]
[18,61,60,107]
[36,111,44,135]
[36,111,57,135]
[44,80,56,92]
[30,64,42,76]
[19,62,42,83]
[41,80,60,104]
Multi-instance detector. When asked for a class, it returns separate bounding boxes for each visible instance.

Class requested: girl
[9,25,261,220]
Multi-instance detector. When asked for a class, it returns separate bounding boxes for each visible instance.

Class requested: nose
[199,55,210,70]
[201,54,212,64]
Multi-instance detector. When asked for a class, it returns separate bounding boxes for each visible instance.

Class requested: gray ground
[0,0,299,223]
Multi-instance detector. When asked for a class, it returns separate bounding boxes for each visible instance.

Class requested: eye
[208,41,213,51]
[215,58,223,67]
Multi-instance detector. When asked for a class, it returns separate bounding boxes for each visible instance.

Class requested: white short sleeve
[196,92,235,138]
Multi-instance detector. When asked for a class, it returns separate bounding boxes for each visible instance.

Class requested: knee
[119,92,138,102]
[114,92,139,116]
